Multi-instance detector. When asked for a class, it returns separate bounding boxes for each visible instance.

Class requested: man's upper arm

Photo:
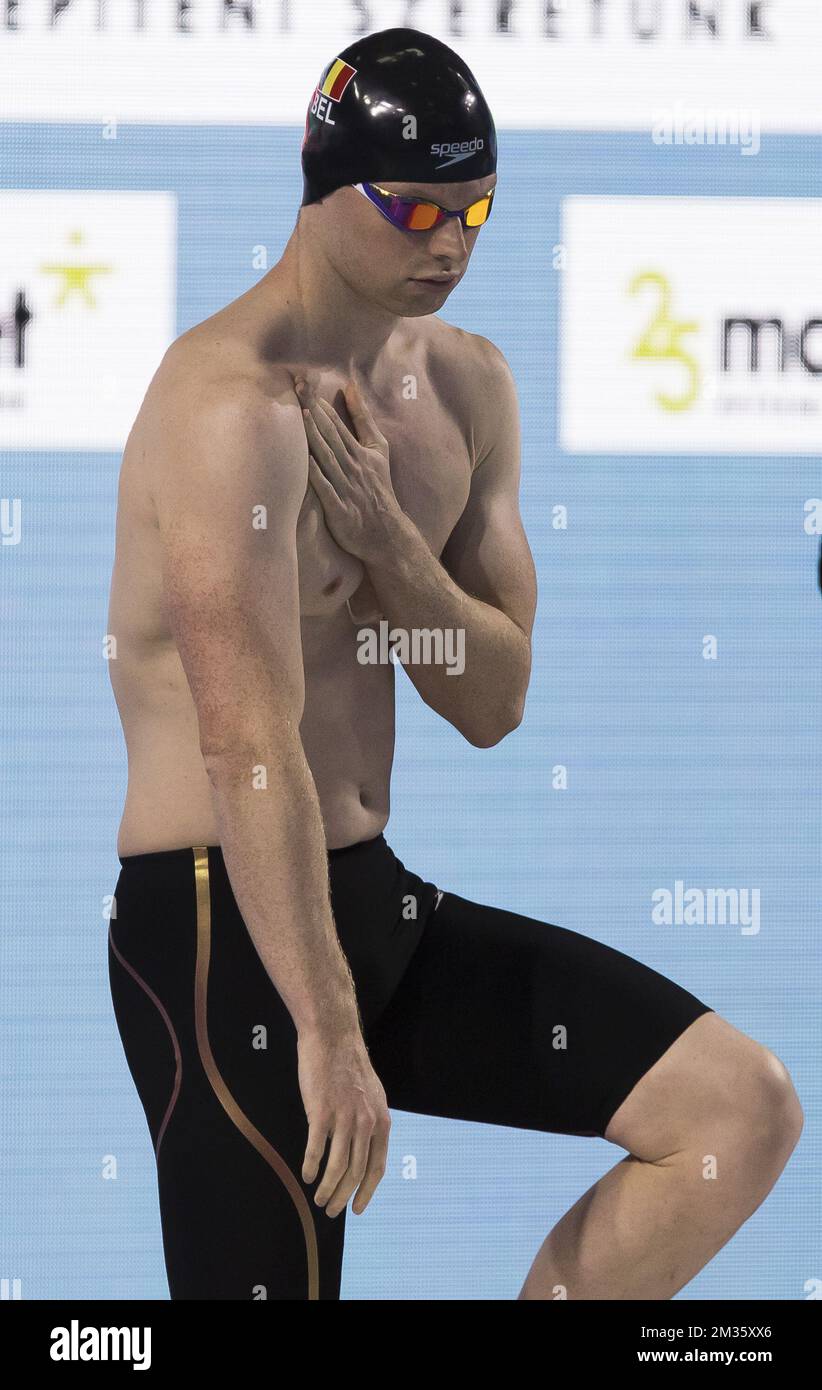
[440,338,537,641]
[150,376,309,758]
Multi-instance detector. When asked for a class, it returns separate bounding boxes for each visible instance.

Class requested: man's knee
[699,1025,803,1163]
[732,1043,804,1156]
[605,1013,803,1161]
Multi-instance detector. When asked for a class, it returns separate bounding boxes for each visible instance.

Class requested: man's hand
[298,1024,391,1218]
[294,376,405,564]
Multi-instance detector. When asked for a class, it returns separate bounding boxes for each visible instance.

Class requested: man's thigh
[110,845,348,1300]
[366,888,714,1140]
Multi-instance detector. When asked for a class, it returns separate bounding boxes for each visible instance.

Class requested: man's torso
[108,290,484,853]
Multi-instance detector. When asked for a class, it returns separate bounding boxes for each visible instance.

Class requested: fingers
[313,1125,351,1211]
[315,396,360,454]
[302,1111,330,1185]
[306,452,337,506]
[351,1114,390,1215]
[301,405,348,489]
[323,1123,371,1219]
[295,377,353,458]
[303,1108,390,1219]
[344,379,386,448]
[295,373,384,452]
[316,1113,390,1219]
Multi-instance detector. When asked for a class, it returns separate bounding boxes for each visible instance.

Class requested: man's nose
[427,212,468,259]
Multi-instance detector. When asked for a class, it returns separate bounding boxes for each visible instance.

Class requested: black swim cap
[300,27,497,207]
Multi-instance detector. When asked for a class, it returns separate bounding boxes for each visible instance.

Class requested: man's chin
[397,279,457,313]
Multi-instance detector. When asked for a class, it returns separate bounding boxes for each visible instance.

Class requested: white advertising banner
[559,196,822,453]
[1,0,822,129]
[0,191,177,449]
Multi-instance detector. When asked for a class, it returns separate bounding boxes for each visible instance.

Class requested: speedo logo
[430,138,485,169]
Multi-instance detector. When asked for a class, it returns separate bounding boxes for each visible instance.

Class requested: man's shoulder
[136,326,303,467]
[427,317,513,398]
[130,327,306,510]
[425,319,516,463]
[155,324,296,420]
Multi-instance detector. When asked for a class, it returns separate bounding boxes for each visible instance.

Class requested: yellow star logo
[40,229,112,307]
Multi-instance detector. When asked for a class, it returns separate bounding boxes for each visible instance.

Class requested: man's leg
[109,845,347,1300]
[366,888,803,1300]
[518,1012,803,1300]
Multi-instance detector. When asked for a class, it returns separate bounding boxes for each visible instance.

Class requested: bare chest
[374,392,471,549]
[296,383,473,620]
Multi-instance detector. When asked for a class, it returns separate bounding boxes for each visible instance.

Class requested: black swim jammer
[108,832,714,1300]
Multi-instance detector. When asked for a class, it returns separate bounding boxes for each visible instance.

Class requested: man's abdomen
[116,653,395,856]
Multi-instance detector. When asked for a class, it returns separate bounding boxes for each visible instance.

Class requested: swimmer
[106,27,802,1300]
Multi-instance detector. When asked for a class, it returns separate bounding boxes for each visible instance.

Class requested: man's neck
[259,223,403,376]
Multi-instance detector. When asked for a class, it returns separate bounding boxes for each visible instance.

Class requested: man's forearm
[366,511,530,746]
[204,730,362,1037]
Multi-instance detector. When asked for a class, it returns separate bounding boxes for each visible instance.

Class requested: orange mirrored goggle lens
[406,202,441,230]
[368,185,495,232]
[464,194,494,227]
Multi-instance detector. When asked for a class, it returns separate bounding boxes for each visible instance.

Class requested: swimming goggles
[352,181,495,233]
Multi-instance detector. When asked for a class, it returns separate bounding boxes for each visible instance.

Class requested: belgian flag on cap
[319,59,357,103]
